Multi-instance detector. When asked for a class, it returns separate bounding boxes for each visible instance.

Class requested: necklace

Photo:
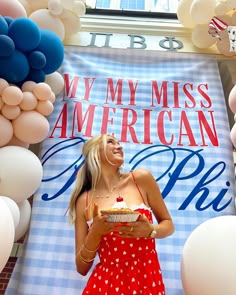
[94,174,122,199]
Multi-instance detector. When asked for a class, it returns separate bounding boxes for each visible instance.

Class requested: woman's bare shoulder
[131,168,152,180]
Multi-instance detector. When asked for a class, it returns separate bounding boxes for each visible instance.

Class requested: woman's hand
[89,203,118,238]
[113,214,153,238]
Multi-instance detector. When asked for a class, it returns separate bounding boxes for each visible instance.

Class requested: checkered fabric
[6,47,236,295]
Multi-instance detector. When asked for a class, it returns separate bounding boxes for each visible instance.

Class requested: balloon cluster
[0,78,56,148]
[0,15,64,85]
[19,0,86,41]
[177,0,236,56]
[0,146,43,273]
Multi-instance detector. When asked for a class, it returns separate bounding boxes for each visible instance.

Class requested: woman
[68,134,175,295]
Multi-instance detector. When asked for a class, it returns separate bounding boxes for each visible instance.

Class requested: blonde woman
[68,134,174,294]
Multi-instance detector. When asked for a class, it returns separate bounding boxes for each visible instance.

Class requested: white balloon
[0,198,15,273]
[181,216,236,295]
[14,200,31,242]
[61,0,75,10]
[48,0,64,16]
[177,0,195,28]
[0,196,20,228]
[190,0,216,24]
[0,146,43,203]
[61,9,81,36]
[192,24,216,48]
[215,1,231,15]
[227,0,236,9]
[29,9,65,41]
[45,72,65,95]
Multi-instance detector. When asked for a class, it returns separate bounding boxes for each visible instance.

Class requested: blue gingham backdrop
[6,47,236,295]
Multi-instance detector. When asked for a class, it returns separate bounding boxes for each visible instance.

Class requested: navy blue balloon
[35,29,64,74]
[4,16,14,26]
[0,35,15,57]
[0,49,29,83]
[26,68,46,83]
[8,18,41,52]
[0,15,8,34]
[28,51,46,70]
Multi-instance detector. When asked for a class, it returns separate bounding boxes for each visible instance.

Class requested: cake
[100,197,140,222]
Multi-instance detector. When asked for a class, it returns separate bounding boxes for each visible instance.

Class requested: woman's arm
[74,194,116,275]
[135,168,175,239]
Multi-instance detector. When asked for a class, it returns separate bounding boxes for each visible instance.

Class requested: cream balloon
[2,86,23,106]
[36,100,54,116]
[6,135,30,149]
[45,72,65,95]
[215,1,231,15]
[0,78,9,95]
[48,0,64,16]
[21,81,37,92]
[1,196,20,229]
[33,82,52,100]
[73,1,86,16]
[230,123,236,148]
[190,0,216,24]
[227,0,236,9]
[20,92,38,111]
[14,199,31,242]
[0,198,15,273]
[177,0,195,28]
[61,0,75,10]
[0,146,43,203]
[28,0,48,11]
[192,24,216,48]
[181,216,236,295]
[12,111,50,144]
[228,84,236,113]
[61,9,81,35]
[0,115,13,147]
[0,96,4,110]
[1,104,21,120]
[29,9,65,41]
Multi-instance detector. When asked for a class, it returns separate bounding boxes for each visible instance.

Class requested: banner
[6,47,236,295]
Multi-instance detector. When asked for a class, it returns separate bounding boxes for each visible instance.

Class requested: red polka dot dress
[82,206,165,295]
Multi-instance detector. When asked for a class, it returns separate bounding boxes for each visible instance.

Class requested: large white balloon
[181,216,236,295]
[0,198,15,273]
[0,146,43,203]
[190,0,215,24]
[29,9,65,41]
[191,24,216,48]
[1,196,20,228]
[14,199,31,242]
[45,71,65,95]
[177,0,195,28]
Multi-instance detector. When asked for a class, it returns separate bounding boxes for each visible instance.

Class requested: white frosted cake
[101,197,140,222]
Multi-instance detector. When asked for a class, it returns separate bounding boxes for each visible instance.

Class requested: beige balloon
[192,24,216,48]
[190,0,216,24]
[29,9,65,41]
[177,0,195,28]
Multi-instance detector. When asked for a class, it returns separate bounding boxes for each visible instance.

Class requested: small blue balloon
[4,16,14,26]
[0,15,8,35]
[0,35,15,57]
[35,29,64,74]
[8,18,41,52]
[0,49,29,83]
[26,69,46,83]
[28,51,46,70]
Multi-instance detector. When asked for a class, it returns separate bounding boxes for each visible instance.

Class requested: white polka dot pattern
[82,208,165,295]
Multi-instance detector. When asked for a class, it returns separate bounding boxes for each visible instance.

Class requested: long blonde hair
[68,134,109,224]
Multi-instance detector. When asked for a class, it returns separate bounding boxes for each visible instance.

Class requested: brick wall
[0,257,17,295]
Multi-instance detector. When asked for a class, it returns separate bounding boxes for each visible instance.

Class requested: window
[85,0,178,16]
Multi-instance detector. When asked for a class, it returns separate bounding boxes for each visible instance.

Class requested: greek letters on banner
[6,47,236,295]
